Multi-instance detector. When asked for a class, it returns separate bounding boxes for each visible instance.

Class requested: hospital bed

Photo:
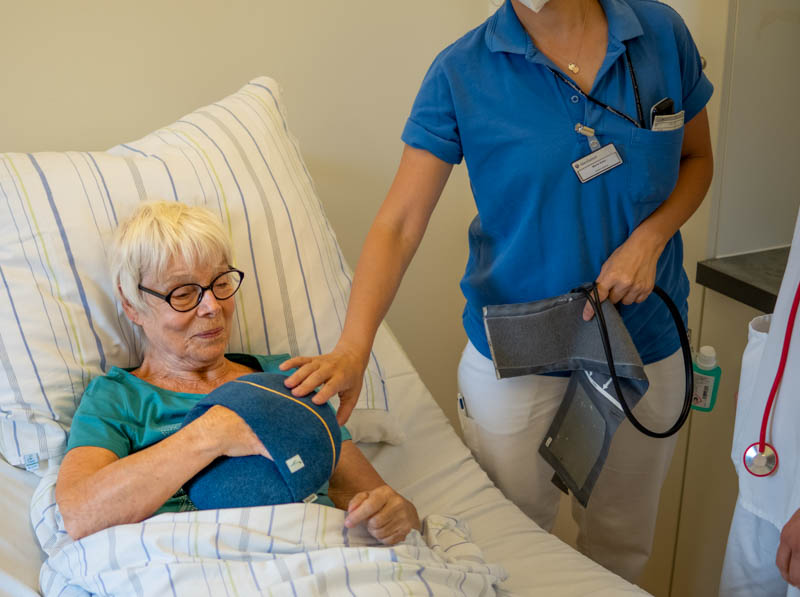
[0,77,648,596]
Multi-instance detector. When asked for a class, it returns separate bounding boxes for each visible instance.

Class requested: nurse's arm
[585,107,713,318]
[56,405,269,540]
[282,145,453,423]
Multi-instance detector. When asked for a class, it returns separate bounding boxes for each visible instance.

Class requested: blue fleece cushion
[181,372,342,509]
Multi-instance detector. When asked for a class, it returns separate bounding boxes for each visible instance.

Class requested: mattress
[0,360,648,597]
[0,457,44,597]
[361,364,649,596]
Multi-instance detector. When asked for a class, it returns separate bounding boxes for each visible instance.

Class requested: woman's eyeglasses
[138,268,244,312]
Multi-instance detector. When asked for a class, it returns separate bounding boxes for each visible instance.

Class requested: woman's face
[126,256,237,371]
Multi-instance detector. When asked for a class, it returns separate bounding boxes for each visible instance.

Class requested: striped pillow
[0,76,402,470]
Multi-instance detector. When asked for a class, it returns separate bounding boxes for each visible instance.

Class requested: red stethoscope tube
[745,279,800,477]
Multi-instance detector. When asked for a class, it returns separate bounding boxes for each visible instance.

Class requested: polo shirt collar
[485,0,644,57]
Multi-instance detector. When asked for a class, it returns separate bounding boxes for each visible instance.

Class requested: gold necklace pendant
[568,63,580,74]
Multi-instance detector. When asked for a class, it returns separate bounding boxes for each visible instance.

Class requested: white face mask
[518,0,551,12]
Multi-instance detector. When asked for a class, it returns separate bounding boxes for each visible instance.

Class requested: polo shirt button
[571,95,580,104]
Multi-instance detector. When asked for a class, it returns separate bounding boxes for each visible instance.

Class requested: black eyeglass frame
[137,267,245,312]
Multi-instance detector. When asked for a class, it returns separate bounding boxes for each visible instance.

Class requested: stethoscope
[743,278,800,477]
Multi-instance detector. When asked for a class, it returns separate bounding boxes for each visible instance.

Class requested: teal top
[67,353,351,513]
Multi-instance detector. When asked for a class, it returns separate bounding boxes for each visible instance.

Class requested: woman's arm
[584,107,714,318]
[328,440,420,545]
[56,405,269,540]
[281,145,453,422]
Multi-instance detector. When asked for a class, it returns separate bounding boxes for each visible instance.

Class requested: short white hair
[111,201,232,313]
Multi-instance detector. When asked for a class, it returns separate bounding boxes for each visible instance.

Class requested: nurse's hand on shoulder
[777,507,800,587]
[279,342,369,425]
[583,228,666,321]
[344,485,421,546]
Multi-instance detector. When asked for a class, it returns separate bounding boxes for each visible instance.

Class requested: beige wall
[3,3,780,596]
[0,0,486,429]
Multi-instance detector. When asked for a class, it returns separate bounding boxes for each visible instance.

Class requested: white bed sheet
[0,458,44,597]
[361,364,650,596]
[0,338,649,597]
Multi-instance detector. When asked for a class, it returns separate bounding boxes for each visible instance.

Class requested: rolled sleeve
[401,58,464,165]
[66,381,133,459]
[67,411,132,459]
[683,72,713,124]
[675,16,714,122]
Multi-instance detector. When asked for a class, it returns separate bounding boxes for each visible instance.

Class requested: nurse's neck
[511,0,607,93]
[511,0,599,40]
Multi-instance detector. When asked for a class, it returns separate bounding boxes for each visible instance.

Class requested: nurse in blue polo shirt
[283,0,714,580]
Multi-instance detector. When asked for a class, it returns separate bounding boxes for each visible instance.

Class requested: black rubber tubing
[574,283,694,438]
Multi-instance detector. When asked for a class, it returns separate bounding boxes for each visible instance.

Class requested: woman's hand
[343,485,421,546]
[777,508,800,587]
[583,229,666,321]
[196,405,271,459]
[57,406,269,540]
[280,343,369,425]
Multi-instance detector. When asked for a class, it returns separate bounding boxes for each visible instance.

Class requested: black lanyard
[549,48,645,129]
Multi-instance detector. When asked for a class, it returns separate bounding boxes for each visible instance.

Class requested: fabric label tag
[24,453,40,472]
[285,454,305,473]
[302,493,318,504]
[572,144,623,183]
[652,110,685,132]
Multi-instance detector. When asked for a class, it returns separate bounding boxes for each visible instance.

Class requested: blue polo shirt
[402,0,713,364]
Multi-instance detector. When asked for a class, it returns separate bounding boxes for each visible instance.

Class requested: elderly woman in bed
[56,201,419,543]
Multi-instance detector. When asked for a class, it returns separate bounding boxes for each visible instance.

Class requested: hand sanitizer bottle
[692,345,721,412]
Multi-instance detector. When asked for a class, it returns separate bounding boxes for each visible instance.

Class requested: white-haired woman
[56,201,419,544]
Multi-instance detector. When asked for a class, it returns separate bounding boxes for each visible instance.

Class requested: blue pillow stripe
[10,421,21,459]
[199,109,302,356]
[0,337,17,417]
[151,134,207,202]
[176,118,273,354]
[160,130,221,206]
[0,262,56,419]
[150,154,179,202]
[119,143,147,157]
[2,185,81,404]
[237,91,347,335]
[29,154,108,373]
[66,153,107,235]
[86,152,118,225]
[243,87,352,312]
[2,159,89,394]
[75,152,116,231]
[216,103,323,355]
[249,84,354,315]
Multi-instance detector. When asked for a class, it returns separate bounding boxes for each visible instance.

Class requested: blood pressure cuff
[180,372,342,510]
[483,289,649,506]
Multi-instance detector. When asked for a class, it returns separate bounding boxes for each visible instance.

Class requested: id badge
[571,144,623,183]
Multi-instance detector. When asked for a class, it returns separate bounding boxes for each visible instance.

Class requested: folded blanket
[31,473,507,596]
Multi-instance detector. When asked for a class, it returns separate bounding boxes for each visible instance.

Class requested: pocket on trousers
[456,393,481,459]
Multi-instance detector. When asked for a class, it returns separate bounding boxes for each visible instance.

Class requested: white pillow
[0,76,404,470]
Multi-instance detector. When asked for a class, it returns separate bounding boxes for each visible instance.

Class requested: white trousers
[719,500,800,597]
[456,340,685,582]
